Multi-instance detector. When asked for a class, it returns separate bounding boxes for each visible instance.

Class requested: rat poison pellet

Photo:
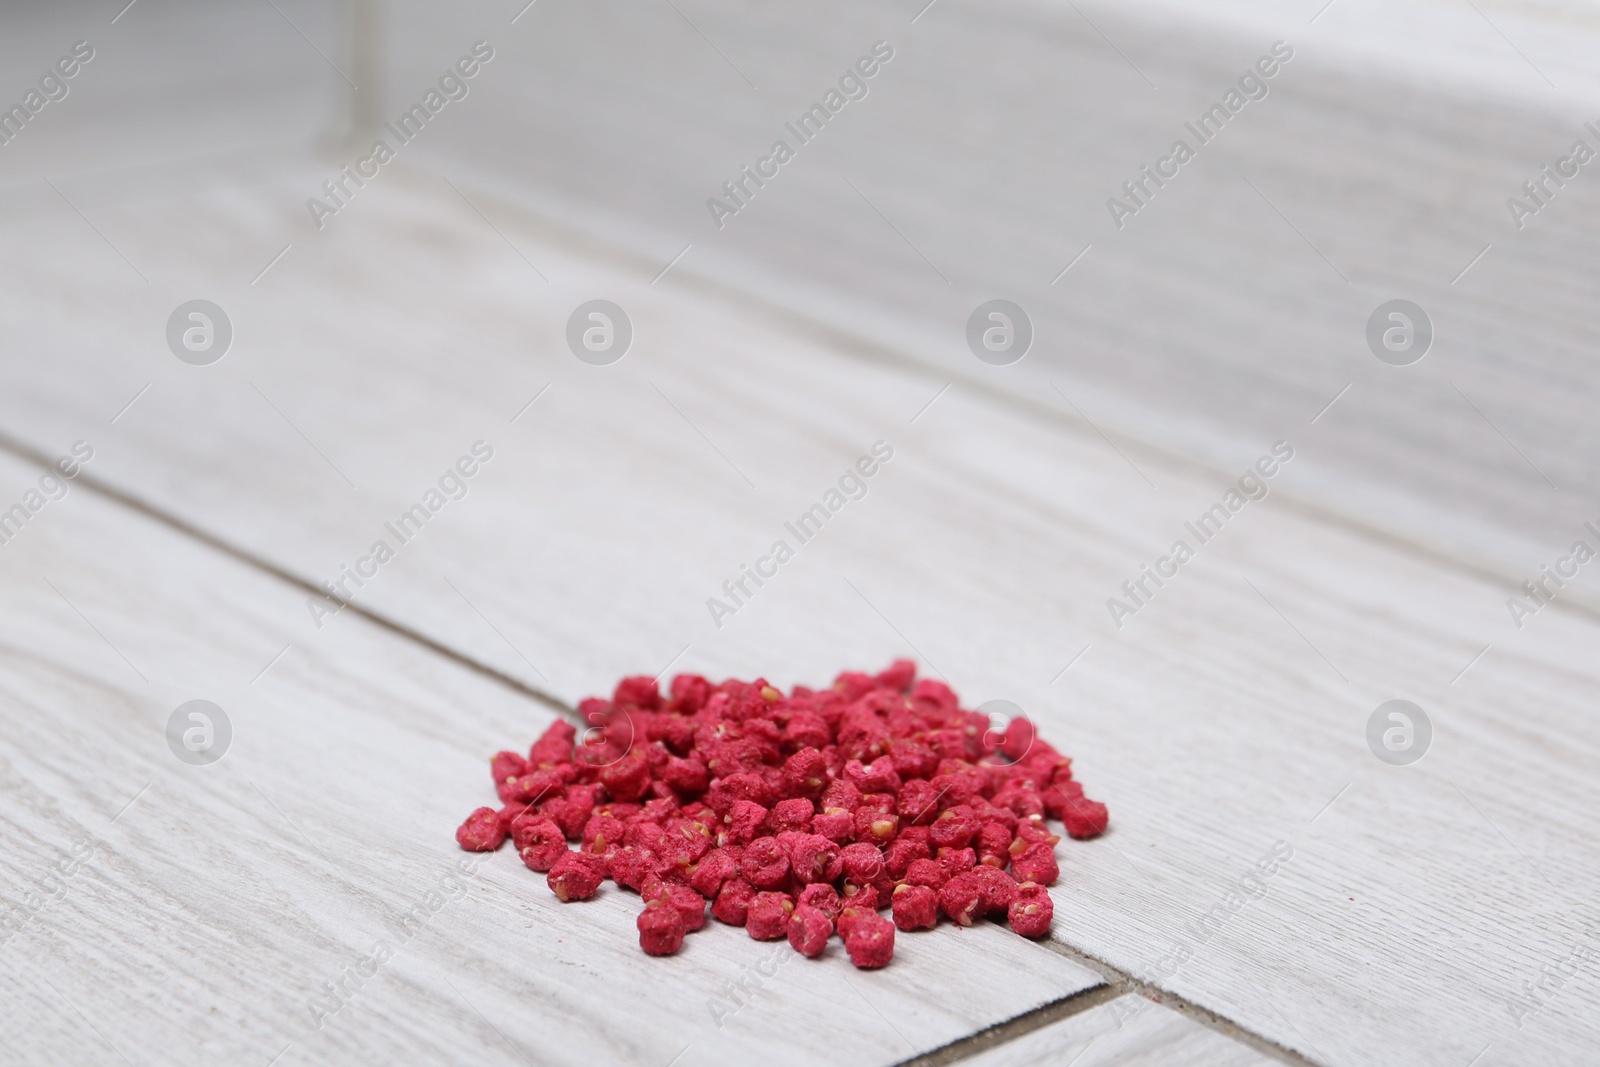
[746,891,795,941]
[668,885,708,932]
[1008,882,1054,939]
[787,904,833,957]
[513,815,569,873]
[458,661,1107,969]
[547,853,604,902]
[891,884,939,931]
[937,872,985,927]
[712,878,756,926]
[455,807,506,852]
[844,913,896,969]
[638,901,686,956]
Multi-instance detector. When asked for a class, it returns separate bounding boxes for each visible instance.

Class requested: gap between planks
[891,937,1318,1067]
[0,430,1319,1067]
[418,161,1600,630]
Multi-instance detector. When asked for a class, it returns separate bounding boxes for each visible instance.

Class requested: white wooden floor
[3,2,1599,1065]
[2,164,1596,1066]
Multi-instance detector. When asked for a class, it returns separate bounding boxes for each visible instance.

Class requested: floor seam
[418,162,1600,629]
[0,429,577,724]
[0,427,1322,1067]
[888,983,1123,1067]
[1030,938,1322,1067]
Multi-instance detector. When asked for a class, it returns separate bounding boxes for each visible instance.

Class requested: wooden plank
[0,446,1100,1067]
[962,995,1278,1067]
[4,168,1600,1065]
[370,0,1600,582]
[11,0,1600,597]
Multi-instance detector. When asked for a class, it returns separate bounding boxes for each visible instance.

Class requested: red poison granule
[547,852,604,902]
[746,891,796,941]
[891,884,939,931]
[1008,882,1054,939]
[638,901,686,956]
[458,661,1105,967]
[787,904,833,957]
[844,912,896,969]
[455,807,506,852]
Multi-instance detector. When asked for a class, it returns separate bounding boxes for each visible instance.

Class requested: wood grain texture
[15,0,1600,590]
[0,445,1101,1067]
[963,995,1278,1067]
[3,171,1600,1066]
[370,0,1600,586]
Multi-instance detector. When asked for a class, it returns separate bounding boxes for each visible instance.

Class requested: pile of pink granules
[456,661,1107,967]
